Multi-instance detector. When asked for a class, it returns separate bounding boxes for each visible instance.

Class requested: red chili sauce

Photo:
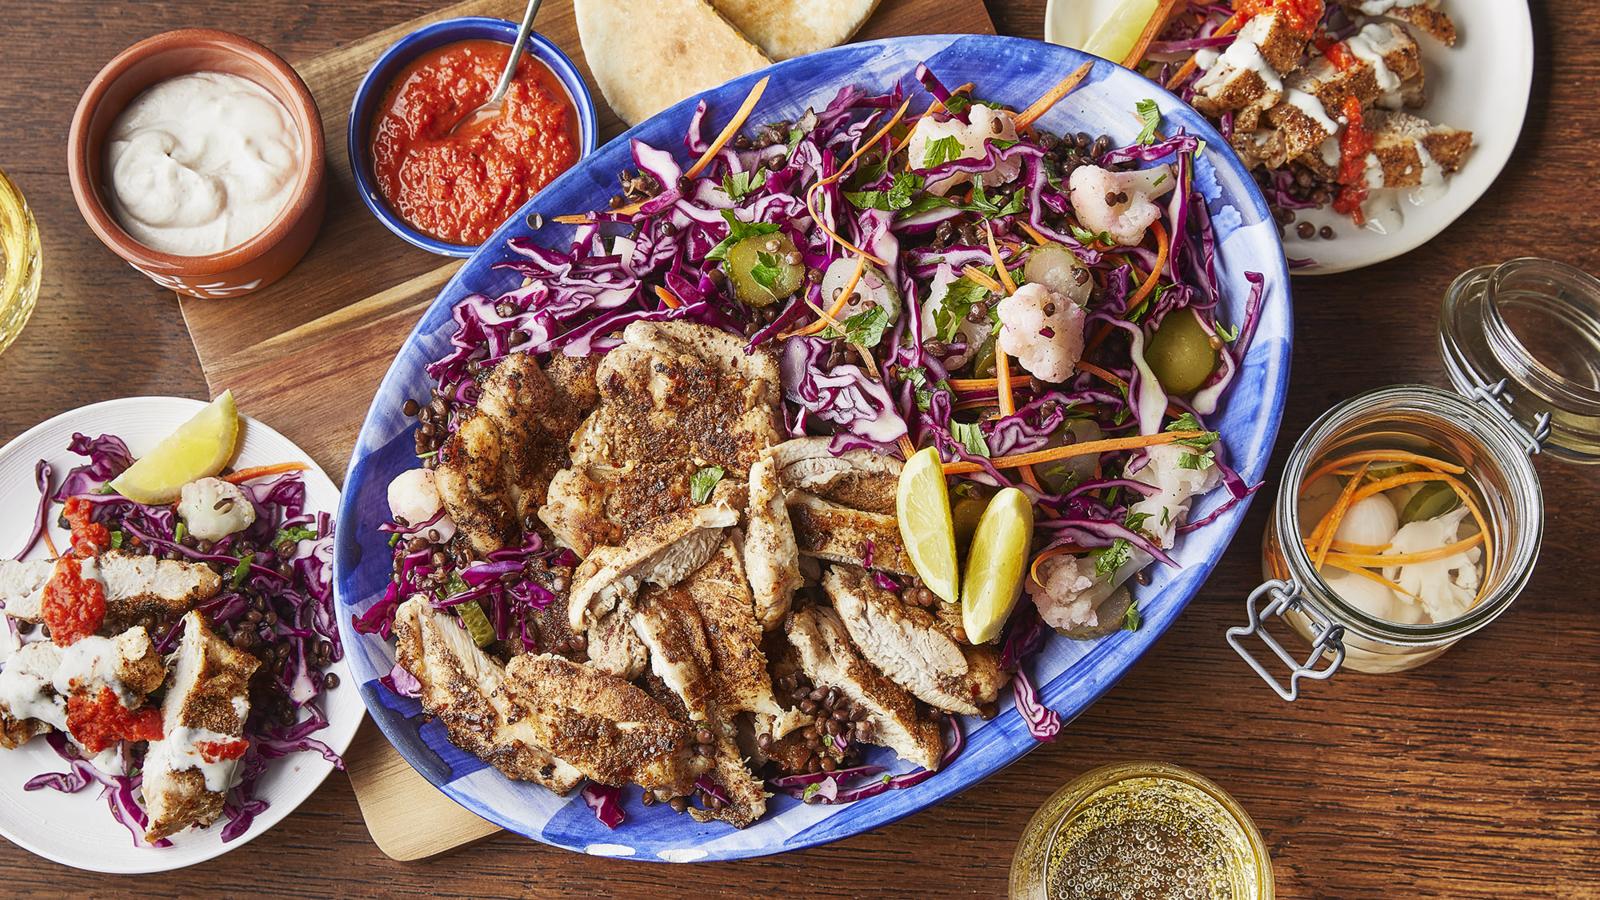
[1333,95,1373,224]
[63,496,109,557]
[1314,36,1356,71]
[41,556,107,647]
[197,739,250,763]
[66,687,163,753]
[1235,0,1326,36]
[371,39,579,246]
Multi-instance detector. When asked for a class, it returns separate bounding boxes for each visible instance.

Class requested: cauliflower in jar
[906,105,1021,194]
[177,477,256,542]
[1068,164,1176,247]
[387,468,456,543]
[1382,506,1481,623]
[997,282,1088,384]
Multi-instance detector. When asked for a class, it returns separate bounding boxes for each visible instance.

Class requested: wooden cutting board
[177,0,996,862]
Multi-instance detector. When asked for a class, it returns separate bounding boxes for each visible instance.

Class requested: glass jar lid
[1441,257,1600,463]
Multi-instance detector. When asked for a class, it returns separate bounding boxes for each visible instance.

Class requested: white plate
[0,397,362,873]
[1044,1,1535,275]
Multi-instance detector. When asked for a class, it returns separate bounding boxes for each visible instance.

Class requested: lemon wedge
[961,487,1035,645]
[110,391,240,504]
[896,447,960,604]
[1082,0,1160,64]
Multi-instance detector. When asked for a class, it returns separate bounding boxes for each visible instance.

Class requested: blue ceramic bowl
[335,34,1294,862]
[348,16,599,257]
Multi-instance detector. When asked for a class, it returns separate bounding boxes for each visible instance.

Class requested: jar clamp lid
[1227,258,1600,699]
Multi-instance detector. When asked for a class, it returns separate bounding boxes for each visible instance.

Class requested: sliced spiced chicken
[742,453,803,631]
[1342,0,1457,45]
[434,353,588,555]
[688,733,769,829]
[0,553,220,634]
[767,436,901,515]
[541,321,782,554]
[0,626,168,749]
[503,654,705,795]
[584,606,650,680]
[143,612,260,842]
[784,604,944,771]
[566,487,741,635]
[392,598,583,792]
[825,566,1007,717]
[1190,10,1312,131]
[787,492,914,576]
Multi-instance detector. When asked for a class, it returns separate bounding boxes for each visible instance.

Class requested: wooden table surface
[2,1,1596,896]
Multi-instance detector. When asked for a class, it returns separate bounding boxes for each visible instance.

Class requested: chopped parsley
[968,176,1026,219]
[750,251,782,292]
[1069,223,1115,245]
[1135,98,1162,146]
[931,276,992,343]
[844,172,926,212]
[108,530,125,550]
[951,421,991,458]
[690,466,726,503]
[722,169,767,201]
[231,553,255,589]
[921,135,965,168]
[823,306,891,349]
[275,524,318,546]
[1166,413,1220,450]
[942,93,972,115]
[901,366,944,412]
[706,210,780,261]
[1094,539,1133,579]
[1123,602,1143,632]
[1123,511,1153,535]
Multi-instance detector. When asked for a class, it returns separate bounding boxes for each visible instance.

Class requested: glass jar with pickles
[1228,258,1600,697]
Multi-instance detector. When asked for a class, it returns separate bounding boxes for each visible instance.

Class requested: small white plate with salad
[0,396,360,873]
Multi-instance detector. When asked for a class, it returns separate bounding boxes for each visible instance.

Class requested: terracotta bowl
[68,29,326,299]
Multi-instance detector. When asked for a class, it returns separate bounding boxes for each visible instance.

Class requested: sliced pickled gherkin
[970,335,998,378]
[950,481,996,548]
[726,232,803,306]
[1145,308,1219,396]
[1400,481,1461,524]
[456,600,496,647]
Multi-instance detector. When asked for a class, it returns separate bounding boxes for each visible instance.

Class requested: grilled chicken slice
[784,605,944,771]
[143,611,261,842]
[825,566,1006,716]
[1190,11,1310,131]
[393,598,583,792]
[566,488,740,633]
[743,453,802,631]
[688,733,769,829]
[0,554,220,634]
[768,437,901,515]
[787,492,913,576]
[1356,109,1473,188]
[435,353,587,555]
[1343,0,1456,45]
[631,580,717,721]
[585,607,649,680]
[503,654,704,795]
[0,626,168,749]
[0,643,62,747]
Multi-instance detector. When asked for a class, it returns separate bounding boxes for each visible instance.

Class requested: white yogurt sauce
[53,634,134,705]
[105,71,303,256]
[0,642,66,730]
[144,725,247,793]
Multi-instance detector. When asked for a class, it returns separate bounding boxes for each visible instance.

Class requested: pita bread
[710,0,882,60]
[575,0,772,126]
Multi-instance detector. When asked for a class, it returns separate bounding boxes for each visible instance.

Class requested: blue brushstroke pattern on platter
[334,33,1293,863]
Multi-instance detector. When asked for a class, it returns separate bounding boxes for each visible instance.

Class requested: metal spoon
[450,0,544,134]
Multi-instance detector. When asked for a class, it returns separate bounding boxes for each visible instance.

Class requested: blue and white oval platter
[334,33,1293,863]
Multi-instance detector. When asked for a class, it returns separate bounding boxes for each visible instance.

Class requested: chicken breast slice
[825,566,1007,716]
[143,611,261,842]
[743,453,802,632]
[392,597,583,792]
[0,625,168,750]
[502,654,705,795]
[787,492,914,576]
[0,554,221,634]
[784,605,944,771]
[768,437,901,515]
[435,353,586,555]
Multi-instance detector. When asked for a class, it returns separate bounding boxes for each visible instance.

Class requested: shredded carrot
[948,374,1034,393]
[943,430,1206,475]
[552,213,591,225]
[1165,13,1244,90]
[1015,61,1096,130]
[685,76,770,180]
[785,253,868,338]
[224,462,309,484]
[960,265,1007,295]
[984,224,1018,295]
[804,98,912,266]
[1320,557,1419,601]
[1324,533,1486,569]
[1309,462,1370,569]
[1123,0,1185,68]
[1030,544,1089,587]
[1318,539,1392,555]
[1124,220,1169,313]
[993,344,1042,490]
[897,435,917,460]
[1300,450,1466,491]
[653,285,681,309]
[1018,221,1052,246]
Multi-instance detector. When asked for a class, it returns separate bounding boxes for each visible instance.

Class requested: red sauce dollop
[371,39,580,246]
[1314,36,1356,70]
[1235,0,1326,36]
[66,687,164,754]
[196,739,250,763]
[41,556,107,646]
[63,496,109,557]
[1333,95,1373,224]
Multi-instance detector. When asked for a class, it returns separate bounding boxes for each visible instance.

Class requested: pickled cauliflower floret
[387,468,456,543]
[1068,164,1176,247]
[1029,553,1102,632]
[1318,568,1423,624]
[997,282,1088,383]
[906,105,1021,194]
[1127,444,1220,549]
[1382,506,1481,622]
[177,477,256,542]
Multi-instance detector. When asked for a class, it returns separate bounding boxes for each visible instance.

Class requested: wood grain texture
[0,1,1596,897]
